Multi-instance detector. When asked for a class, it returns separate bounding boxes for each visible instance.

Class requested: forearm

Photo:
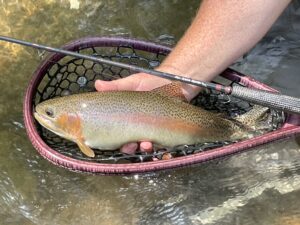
[159,0,291,94]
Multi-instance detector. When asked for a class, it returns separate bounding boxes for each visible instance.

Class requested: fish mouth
[34,111,63,136]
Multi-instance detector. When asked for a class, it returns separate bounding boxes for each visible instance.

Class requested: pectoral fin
[77,140,95,157]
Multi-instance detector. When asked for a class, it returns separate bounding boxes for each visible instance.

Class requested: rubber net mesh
[33,44,284,163]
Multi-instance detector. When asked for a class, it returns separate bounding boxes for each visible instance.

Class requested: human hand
[95,72,171,92]
[95,70,201,100]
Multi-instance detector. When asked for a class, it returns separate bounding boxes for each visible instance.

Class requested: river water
[0,1,299,225]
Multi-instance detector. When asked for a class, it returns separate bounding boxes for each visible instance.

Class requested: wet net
[32,39,284,164]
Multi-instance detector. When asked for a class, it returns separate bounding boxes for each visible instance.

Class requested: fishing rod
[1,35,300,115]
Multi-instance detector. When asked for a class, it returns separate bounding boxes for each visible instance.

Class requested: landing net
[32,39,284,164]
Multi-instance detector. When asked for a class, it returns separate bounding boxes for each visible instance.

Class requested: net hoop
[23,37,300,174]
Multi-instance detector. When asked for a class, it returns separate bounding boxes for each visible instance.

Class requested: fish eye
[45,108,54,118]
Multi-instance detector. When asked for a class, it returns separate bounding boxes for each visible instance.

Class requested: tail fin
[235,105,269,127]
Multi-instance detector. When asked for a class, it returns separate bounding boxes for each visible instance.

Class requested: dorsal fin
[151,82,188,102]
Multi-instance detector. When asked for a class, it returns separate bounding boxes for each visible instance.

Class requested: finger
[140,141,153,153]
[120,142,138,155]
[95,76,139,92]
[95,80,119,91]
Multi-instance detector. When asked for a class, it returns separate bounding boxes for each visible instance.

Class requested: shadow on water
[0,1,299,225]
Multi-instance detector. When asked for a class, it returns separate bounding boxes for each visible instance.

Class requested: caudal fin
[235,105,269,127]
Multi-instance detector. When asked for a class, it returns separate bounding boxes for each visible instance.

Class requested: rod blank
[0,36,218,91]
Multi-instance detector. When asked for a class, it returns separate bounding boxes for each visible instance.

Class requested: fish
[34,82,266,157]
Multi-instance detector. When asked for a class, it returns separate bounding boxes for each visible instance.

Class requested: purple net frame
[23,37,300,174]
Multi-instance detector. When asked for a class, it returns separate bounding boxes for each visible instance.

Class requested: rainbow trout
[34,83,265,157]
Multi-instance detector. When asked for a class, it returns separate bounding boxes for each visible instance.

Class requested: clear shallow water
[0,1,299,225]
